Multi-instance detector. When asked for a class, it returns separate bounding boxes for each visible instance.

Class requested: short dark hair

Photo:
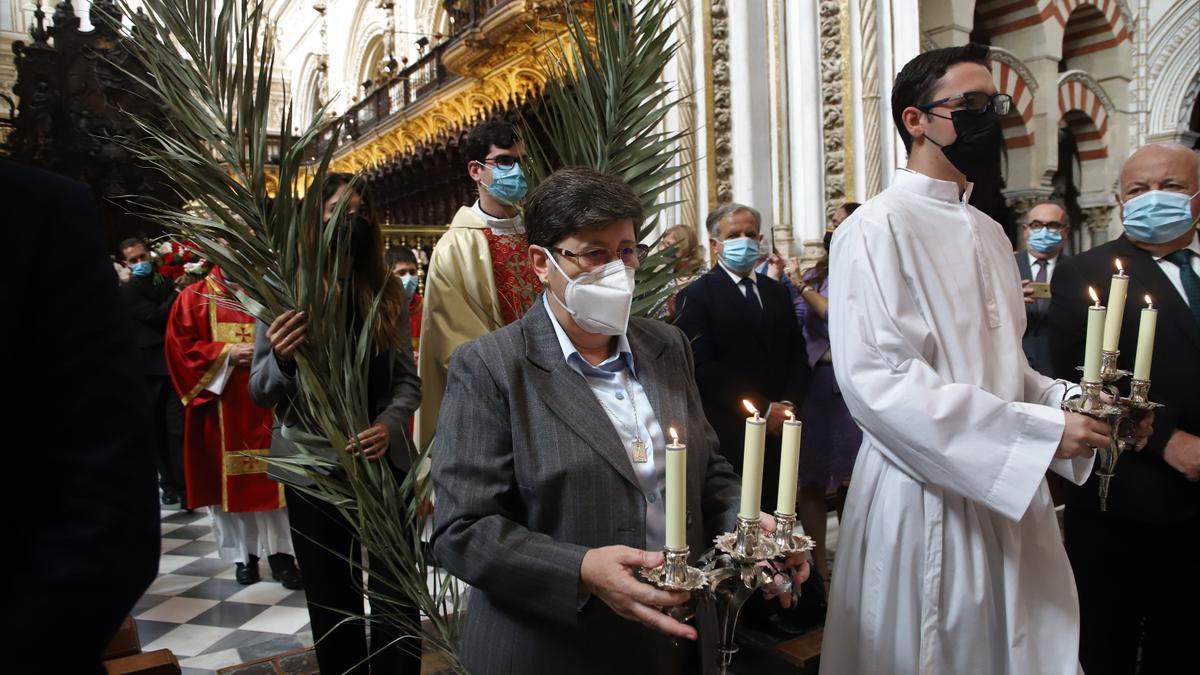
[465,119,521,164]
[525,168,644,250]
[386,245,417,267]
[119,237,146,252]
[1027,198,1070,228]
[891,43,991,153]
[841,202,861,215]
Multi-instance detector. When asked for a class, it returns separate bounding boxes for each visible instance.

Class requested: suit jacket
[1015,250,1067,376]
[431,297,742,675]
[248,309,421,483]
[119,273,178,377]
[673,266,810,510]
[1,160,160,673]
[1049,236,1199,523]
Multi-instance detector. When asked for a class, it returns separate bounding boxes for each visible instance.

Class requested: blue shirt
[543,295,668,550]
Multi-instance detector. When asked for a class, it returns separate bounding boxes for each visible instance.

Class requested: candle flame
[742,399,758,416]
[669,427,679,443]
[1088,286,1100,305]
[1115,259,1124,274]
[1145,294,1153,310]
[784,409,795,421]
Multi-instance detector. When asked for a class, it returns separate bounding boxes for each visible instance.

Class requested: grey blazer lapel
[627,321,685,441]
[523,298,641,489]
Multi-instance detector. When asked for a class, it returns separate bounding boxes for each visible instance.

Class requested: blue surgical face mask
[1028,228,1064,254]
[131,261,154,278]
[479,161,528,205]
[400,274,419,299]
[1122,190,1200,244]
[720,236,760,273]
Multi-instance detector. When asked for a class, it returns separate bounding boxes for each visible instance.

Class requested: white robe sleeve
[1021,354,1095,486]
[829,218,1065,522]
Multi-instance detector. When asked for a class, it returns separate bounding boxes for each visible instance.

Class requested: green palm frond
[113,0,464,670]
[527,0,693,317]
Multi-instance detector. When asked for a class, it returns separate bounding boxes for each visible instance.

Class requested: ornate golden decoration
[329,3,587,175]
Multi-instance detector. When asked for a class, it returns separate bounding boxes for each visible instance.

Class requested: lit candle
[1083,286,1106,383]
[1133,295,1158,380]
[665,427,687,550]
[1101,259,1128,351]
[776,411,802,516]
[739,400,766,519]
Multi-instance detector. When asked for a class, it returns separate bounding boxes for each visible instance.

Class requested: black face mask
[823,230,834,252]
[924,108,1002,183]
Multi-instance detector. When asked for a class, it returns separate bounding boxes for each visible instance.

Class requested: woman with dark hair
[789,201,862,589]
[249,173,422,674]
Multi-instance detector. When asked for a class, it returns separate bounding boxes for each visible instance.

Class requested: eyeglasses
[1027,220,1066,233]
[552,244,650,271]
[477,155,521,170]
[918,91,1012,117]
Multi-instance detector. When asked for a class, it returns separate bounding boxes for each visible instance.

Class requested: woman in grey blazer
[431,168,809,674]
[249,174,421,675]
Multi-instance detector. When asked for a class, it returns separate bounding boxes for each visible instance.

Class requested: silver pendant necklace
[595,371,648,463]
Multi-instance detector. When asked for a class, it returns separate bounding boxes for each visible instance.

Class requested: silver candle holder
[771,511,815,555]
[639,545,707,592]
[714,515,779,562]
[1099,349,1131,382]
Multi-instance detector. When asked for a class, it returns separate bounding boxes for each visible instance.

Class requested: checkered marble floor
[137,506,313,675]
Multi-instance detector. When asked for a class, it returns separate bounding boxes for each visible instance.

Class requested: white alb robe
[821,169,1094,675]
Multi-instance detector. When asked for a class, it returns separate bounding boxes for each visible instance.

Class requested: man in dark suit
[119,237,187,505]
[674,203,810,514]
[1048,142,1200,675]
[432,169,809,674]
[1016,200,1070,375]
[1,159,160,673]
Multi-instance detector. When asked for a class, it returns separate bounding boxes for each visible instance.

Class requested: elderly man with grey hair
[1048,142,1199,675]
[674,202,810,533]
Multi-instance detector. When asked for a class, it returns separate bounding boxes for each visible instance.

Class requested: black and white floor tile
[137,506,313,675]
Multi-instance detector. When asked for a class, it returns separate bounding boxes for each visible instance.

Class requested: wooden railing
[306,0,515,162]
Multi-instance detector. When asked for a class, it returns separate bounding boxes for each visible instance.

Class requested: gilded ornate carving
[710,0,733,204]
[819,0,845,217]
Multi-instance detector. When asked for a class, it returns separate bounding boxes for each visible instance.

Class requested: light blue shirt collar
[542,294,637,377]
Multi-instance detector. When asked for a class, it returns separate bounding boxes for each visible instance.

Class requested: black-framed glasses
[477,155,522,170]
[918,91,1012,116]
[1027,220,1066,233]
[553,244,650,270]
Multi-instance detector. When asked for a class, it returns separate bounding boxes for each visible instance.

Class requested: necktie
[1034,260,1049,314]
[1164,249,1200,325]
[740,277,762,315]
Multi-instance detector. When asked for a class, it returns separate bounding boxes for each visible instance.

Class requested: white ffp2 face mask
[543,251,635,336]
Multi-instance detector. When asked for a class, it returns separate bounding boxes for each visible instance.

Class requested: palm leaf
[527,0,692,317]
[113,1,464,671]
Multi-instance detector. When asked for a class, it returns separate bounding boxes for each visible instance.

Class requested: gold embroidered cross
[234,325,253,343]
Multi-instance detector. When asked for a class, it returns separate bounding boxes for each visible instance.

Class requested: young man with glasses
[1017,200,1072,375]
[416,118,541,450]
[820,43,1148,675]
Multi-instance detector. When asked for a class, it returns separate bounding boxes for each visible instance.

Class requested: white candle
[665,428,687,550]
[776,411,802,516]
[1102,260,1128,351]
[739,400,766,519]
[1133,295,1158,380]
[1083,287,1106,383]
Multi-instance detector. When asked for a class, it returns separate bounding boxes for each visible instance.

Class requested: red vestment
[165,269,282,511]
[483,229,541,325]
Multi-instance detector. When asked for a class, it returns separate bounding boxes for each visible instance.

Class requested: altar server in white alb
[821,44,1151,674]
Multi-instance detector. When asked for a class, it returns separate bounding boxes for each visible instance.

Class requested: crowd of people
[22,41,1198,674]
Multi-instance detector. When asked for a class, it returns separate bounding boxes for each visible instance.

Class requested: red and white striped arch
[990,58,1036,149]
[1058,77,1109,161]
[1056,0,1131,58]
[975,0,1052,37]
[974,0,1130,50]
